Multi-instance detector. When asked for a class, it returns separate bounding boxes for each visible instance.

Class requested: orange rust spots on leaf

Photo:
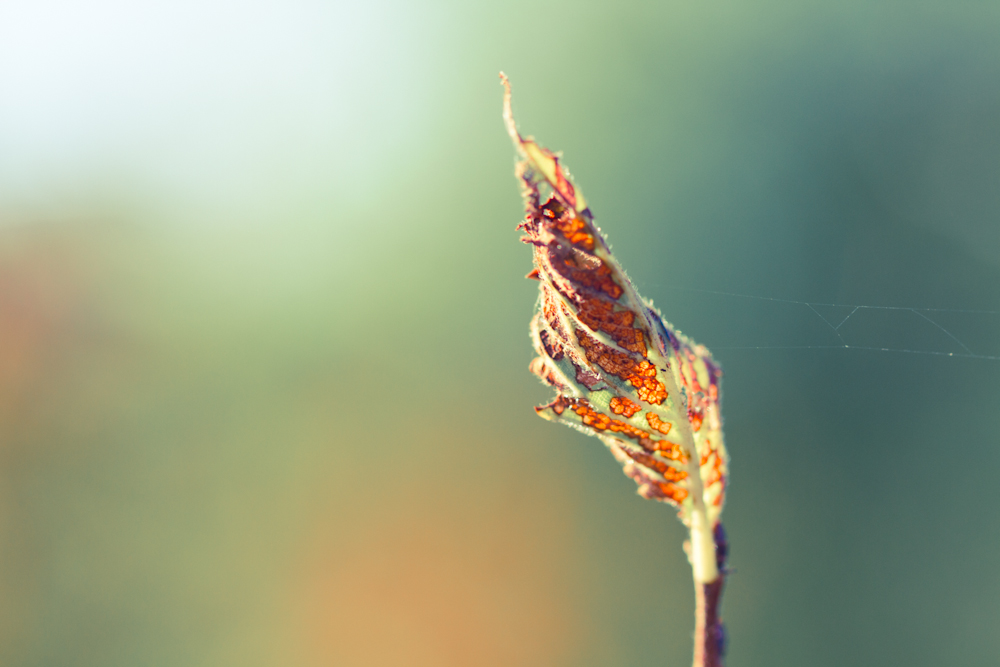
[560,218,595,250]
[653,440,688,463]
[657,481,689,504]
[541,201,596,250]
[709,458,726,507]
[532,197,621,300]
[646,412,672,435]
[572,401,649,441]
[689,411,703,432]
[609,396,641,418]
[705,451,725,487]
[575,330,667,405]
[525,268,541,280]
[577,299,647,357]
[562,398,662,448]
[620,448,689,482]
[576,297,647,356]
[559,253,623,299]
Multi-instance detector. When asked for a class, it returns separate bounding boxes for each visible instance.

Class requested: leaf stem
[692,523,727,667]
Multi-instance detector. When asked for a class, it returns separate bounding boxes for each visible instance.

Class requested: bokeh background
[2,1,1000,666]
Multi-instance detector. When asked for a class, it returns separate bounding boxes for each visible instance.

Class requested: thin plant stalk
[692,523,727,667]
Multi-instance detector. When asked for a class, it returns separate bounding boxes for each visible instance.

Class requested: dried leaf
[501,74,728,582]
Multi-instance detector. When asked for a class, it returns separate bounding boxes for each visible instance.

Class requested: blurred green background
[2,1,1000,666]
